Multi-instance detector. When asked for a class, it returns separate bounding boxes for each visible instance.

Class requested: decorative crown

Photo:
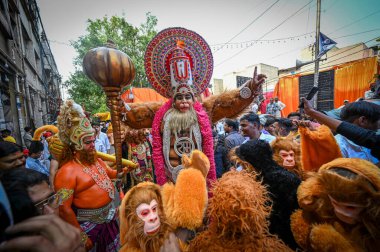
[57,100,94,151]
[169,40,194,97]
[144,27,213,99]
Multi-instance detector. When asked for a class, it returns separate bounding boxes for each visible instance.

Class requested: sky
[37,0,380,93]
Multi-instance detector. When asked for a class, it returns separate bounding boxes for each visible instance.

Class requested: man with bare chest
[54,100,126,251]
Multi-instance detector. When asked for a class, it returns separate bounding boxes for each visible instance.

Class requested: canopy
[120,87,168,103]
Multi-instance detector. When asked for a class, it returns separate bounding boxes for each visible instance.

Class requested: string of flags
[211,33,315,51]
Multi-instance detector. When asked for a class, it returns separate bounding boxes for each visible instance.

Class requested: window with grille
[299,70,335,111]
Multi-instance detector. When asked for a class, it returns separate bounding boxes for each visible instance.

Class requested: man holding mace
[54,100,128,251]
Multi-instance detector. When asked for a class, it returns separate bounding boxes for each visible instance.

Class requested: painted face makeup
[174,93,193,113]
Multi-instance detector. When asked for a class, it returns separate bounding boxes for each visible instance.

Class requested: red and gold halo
[145,27,213,98]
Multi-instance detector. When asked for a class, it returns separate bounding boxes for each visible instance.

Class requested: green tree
[65,13,158,113]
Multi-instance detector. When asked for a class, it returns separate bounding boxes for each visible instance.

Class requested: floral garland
[128,140,154,185]
[75,158,115,199]
[152,99,216,187]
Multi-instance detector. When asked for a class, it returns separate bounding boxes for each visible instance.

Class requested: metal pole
[15,75,25,146]
[313,0,321,108]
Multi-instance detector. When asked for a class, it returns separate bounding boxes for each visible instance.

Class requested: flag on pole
[317,32,337,59]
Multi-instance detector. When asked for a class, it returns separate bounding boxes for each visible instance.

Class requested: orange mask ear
[182,150,210,178]
[182,153,192,168]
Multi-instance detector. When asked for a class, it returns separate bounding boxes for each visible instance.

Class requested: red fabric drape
[260,91,274,114]
[334,57,378,108]
[273,76,299,117]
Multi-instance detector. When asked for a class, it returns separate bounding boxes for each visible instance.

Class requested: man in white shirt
[240,113,275,144]
[251,102,259,114]
[216,120,225,135]
[234,113,275,172]
[92,121,111,154]
[334,101,380,166]
[274,97,286,118]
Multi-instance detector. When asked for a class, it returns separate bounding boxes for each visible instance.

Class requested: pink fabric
[151,100,216,188]
[151,100,172,185]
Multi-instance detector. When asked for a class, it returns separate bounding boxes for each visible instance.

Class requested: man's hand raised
[246,66,266,96]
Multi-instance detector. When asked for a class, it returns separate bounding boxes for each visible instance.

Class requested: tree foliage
[65,13,158,113]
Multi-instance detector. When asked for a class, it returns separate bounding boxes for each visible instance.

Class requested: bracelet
[239,86,252,99]
[80,231,89,245]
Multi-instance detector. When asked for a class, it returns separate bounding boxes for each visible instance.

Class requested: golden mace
[82,40,135,173]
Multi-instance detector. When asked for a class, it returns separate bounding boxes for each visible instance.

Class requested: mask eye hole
[140,210,149,217]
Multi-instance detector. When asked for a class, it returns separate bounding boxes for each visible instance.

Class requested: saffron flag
[317,32,337,59]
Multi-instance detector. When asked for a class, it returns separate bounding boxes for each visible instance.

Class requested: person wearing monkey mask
[291,158,380,251]
[271,136,303,179]
[122,126,155,189]
[119,150,210,252]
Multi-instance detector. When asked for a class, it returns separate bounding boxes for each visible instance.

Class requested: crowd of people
[1,26,380,252]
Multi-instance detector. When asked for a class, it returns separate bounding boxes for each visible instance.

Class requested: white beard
[167,107,198,133]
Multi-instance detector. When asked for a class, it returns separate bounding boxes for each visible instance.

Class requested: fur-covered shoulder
[202,88,254,123]
[163,168,207,230]
[297,175,324,210]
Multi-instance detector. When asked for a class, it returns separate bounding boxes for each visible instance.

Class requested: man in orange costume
[55,100,125,251]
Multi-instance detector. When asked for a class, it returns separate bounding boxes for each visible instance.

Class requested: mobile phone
[299,86,319,108]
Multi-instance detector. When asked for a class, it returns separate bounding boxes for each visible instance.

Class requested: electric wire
[213,0,281,53]
[215,0,314,67]
[262,36,379,84]
[263,28,380,62]
[329,8,380,34]
[211,32,314,46]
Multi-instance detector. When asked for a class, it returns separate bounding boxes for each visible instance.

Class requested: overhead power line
[215,0,314,67]
[329,8,380,34]
[299,42,379,74]
[302,36,378,67]
[214,0,281,53]
[210,28,380,50]
[262,36,379,84]
[257,29,379,65]
[332,28,380,39]
[211,32,314,47]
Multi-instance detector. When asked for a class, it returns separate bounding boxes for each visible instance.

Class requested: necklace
[75,158,115,199]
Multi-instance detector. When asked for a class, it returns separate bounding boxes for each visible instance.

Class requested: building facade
[212,63,279,95]
[279,42,376,77]
[0,0,61,145]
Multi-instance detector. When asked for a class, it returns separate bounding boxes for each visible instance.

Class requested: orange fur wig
[188,171,292,252]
